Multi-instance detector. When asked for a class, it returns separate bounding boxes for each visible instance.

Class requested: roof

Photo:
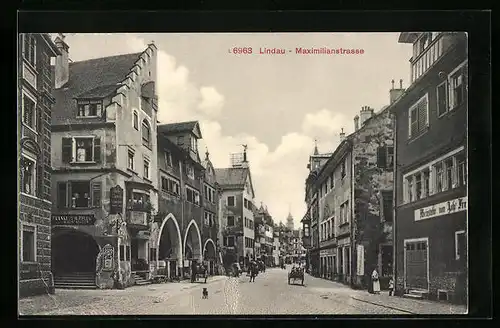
[398,32,421,43]
[52,52,142,125]
[214,167,249,188]
[158,121,202,139]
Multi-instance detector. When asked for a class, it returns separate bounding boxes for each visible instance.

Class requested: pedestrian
[388,276,394,296]
[371,267,381,295]
[249,263,257,282]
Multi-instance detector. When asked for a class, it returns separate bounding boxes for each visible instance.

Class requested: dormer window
[190,136,198,152]
[77,100,103,118]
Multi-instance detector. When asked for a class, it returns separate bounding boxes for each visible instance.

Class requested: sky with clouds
[55,33,412,228]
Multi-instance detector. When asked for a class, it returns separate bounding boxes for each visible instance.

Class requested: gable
[244,171,255,199]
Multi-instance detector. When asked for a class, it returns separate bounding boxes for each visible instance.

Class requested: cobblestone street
[19,267,467,315]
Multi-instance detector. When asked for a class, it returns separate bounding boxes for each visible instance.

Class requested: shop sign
[110,185,124,214]
[102,244,115,272]
[51,214,96,225]
[415,197,467,221]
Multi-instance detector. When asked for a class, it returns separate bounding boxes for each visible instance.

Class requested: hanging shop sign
[51,214,96,226]
[415,197,467,221]
[110,185,124,214]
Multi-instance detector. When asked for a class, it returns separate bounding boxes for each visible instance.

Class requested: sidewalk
[19,275,228,315]
[350,292,467,315]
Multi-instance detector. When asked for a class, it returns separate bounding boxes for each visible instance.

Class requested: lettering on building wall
[51,214,96,225]
[110,185,124,214]
[414,197,467,221]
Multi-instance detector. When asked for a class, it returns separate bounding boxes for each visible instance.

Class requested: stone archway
[203,239,217,275]
[157,213,183,278]
[183,220,202,262]
[52,227,100,275]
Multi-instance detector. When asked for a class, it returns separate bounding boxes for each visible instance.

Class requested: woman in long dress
[371,268,381,294]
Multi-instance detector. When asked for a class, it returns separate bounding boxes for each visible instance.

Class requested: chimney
[359,106,374,127]
[354,115,360,131]
[54,34,70,89]
[339,128,346,142]
[389,79,405,104]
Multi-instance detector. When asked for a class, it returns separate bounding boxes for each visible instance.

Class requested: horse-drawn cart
[192,264,208,283]
[288,267,304,285]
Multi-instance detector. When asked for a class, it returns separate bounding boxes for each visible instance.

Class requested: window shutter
[94,137,101,163]
[377,146,387,168]
[429,166,436,195]
[418,99,427,131]
[403,179,409,203]
[62,138,72,163]
[92,182,102,207]
[57,182,67,208]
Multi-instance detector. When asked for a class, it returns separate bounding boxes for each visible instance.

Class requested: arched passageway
[183,220,202,277]
[203,239,216,275]
[157,214,183,278]
[51,228,100,274]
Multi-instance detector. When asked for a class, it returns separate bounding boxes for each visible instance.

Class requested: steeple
[205,147,210,161]
[286,211,294,231]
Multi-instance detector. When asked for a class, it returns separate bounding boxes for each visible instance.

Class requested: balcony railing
[410,33,454,83]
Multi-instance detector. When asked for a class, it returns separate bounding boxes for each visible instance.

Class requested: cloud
[118,35,348,227]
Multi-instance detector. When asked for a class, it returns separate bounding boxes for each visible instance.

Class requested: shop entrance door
[405,239,429,290]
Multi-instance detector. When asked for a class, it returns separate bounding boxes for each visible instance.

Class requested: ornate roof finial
[205,147,209,160]
[313,138,319,155]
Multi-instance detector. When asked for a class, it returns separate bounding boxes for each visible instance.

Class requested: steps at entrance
[132,272,151,286]
[54,273,97,290]
[403,289,428,300]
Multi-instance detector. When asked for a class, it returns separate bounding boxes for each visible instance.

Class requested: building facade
[19,33,60,297]
[215,150,256,269]
[392,32,468,303]
[50,37,159,289]
[254,204,275,266]
[154,121,219,279]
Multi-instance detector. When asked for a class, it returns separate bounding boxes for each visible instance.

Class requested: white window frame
[71,136,96,163]
[186,164,195,180]
[127,148,135,171]
[448,60,468,111]
[186,185,200,206]
[141,119,151,147]
[22,34,37,69]
[403,146,465,179]
[76,100,103,118]
[143,157,150,180]
[436,80,448,117]
[160,174,180,196]
[403,237,430,292]
[21,89,38,134]
[407,93,429,139]
[21,222,37,263]
[133,110,139,130]
[454,230,466,260]
[20,151,37,197]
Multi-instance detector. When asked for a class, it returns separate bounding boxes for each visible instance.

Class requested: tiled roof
[214,167,248,187]
[76,84,121,99]
[158,121,198,135]
[52,52,142,125]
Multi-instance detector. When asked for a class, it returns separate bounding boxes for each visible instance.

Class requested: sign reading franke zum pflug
[51,214,96,225]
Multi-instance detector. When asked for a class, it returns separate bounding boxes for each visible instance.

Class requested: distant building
[392,32,467,303]
[215,148,256,268]
[254,203,275,267]
[18,33,60,297]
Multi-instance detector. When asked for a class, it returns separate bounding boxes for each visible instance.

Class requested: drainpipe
[392,113,398,295]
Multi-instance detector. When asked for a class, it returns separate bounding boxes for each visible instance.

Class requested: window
[436,162,444,193]
[204,184,215,203]
[120,245,125,261]
[127,150,135,171]
[164,151,172,167]
[377,146,394,169]
[381,191,393,222]
[127,191,150,211]
[456,153,467,187]
[423,169,430,198]
[20,155,36,195]
[177,136,184,146]
[190,137,197,151]
[408,94,429,139]
[22,224,36,262]
[143,159,150,179]
[449,65,466,109]
[415,174,422,200]
[227,216,235,226]
[68,181,91,208]
[142,120,151,147]
[62,137,101,163]
[92,182,102,207]
[23,34,36,67]
[186,186,200,205]
[160,175,180,196]
[133,111,139,130]
[227,196,235,207]
[437,81,448,117]
[22,94,36,130]
[445,158,454,190]
[341,160,346,179]
[407,176,414,202]
[225,236,235,247]
[186,164,194,179]
[455,231,466,261]
[77,100,103,118]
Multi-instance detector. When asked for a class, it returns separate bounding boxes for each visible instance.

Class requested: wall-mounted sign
[101,244,115,272]
[51,214,96,226]
[415,197,467,221]
[110,185,124,214]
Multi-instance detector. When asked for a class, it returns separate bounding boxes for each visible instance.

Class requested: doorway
[52,228,100,275]
[404,239,429,290]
